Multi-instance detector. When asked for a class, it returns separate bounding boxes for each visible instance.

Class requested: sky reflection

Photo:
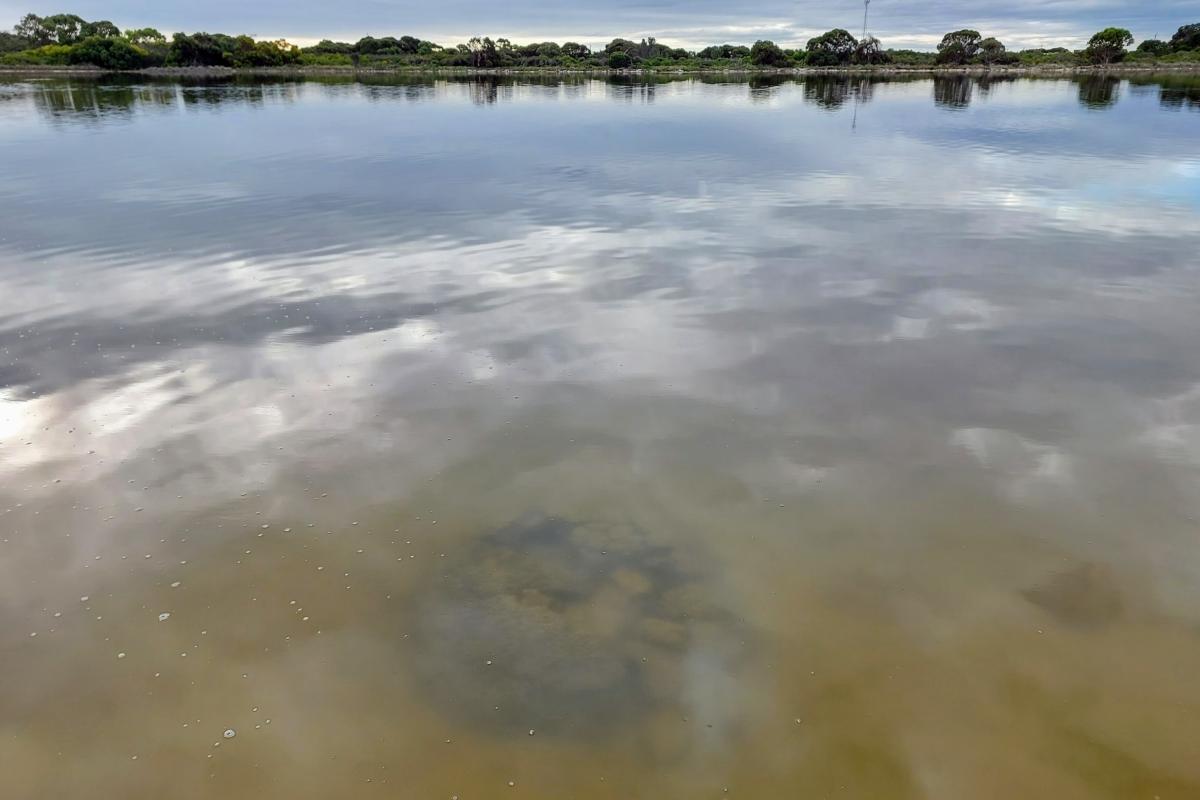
[2,75,1200,799]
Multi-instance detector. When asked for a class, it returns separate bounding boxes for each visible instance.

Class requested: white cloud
[0,0,1191,49]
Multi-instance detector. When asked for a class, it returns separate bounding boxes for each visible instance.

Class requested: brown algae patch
[1024,563,1123,630]
[405,515,747,738]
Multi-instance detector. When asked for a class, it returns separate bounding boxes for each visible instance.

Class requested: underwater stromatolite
[406,515,745,738]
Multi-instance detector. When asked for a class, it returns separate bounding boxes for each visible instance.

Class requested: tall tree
[40,14,87,45]
[467,36,498,68]
[1086,28,1133,64]
[750,40,790,67]
[124,28,166,46]
[978,37,1007,65]
[1170,23,1200,51]
[937,29,982,64]
[806,29,858,67]
[13,13,49,45]
[81,20,121,39]
[561,42,590,60]
[852,35,888,65]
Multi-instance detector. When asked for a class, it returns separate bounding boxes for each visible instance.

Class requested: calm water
[2,74,1200,798]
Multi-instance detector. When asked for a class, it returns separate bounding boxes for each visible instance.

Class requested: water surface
[2,73,1200,799]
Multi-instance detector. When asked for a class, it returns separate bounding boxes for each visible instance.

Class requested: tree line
[2,12,1198,71]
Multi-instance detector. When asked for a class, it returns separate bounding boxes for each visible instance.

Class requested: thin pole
[862,0,871,40]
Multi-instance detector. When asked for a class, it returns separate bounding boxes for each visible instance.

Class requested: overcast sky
[2,1,1195,50]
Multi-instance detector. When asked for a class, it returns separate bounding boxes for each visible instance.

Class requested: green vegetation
[750,40,790,67]
[978,38,1013,66]
[936,29,982,65]
[2,11,1199,71]
[1085,28,1134,64]
[805,29,859,66]
[67,34,147,69]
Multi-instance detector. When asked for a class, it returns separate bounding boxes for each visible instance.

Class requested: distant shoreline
[3,63,1200,79]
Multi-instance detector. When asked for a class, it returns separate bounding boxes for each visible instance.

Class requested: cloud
[0,0,1193,48]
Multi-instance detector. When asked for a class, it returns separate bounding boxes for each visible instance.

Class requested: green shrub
[749,40,790,67]
[607,51,631,68]
[68,36,149,69]
[1017,48,1081,66]
[806,29,857,67]
[1169,24,1200,52]
[299,52,353,66]
[1137,39,1171,56]
[0,44,73,65]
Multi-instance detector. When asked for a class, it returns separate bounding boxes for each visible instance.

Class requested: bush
[1170,24,1200,52]
[750,40,790,67]
[0,44,73,65]
[1017,47,1081,66]
[0,31,31,53]
[230,35,300,67]
[852,36,889,65]
[299,51,353,66]
[887,49,937,66]
[1159,48,1200,63]
[607,51,632,68]
[698,44,750,60]
[68,36,149,69]
[167,32,234,67]
[1137,39,1171,56]
[806,29,857,67]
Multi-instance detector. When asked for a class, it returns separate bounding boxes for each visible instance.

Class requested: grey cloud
[0,0,1193,48]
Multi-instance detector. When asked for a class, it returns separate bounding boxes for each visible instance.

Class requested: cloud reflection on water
[2,74,1200,798]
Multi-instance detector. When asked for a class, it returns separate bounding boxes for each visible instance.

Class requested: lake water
[2,73,1199,798]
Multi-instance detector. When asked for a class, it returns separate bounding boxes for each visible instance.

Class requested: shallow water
[2,73,1200,798]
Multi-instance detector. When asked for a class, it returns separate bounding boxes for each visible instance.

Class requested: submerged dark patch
[1024,563,1123,630]
[405,515,743,739]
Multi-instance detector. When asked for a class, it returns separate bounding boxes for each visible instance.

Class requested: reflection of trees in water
[467,77,500,105]
[802,76,876,110]
[21,74,1200,119]
[1159,84,1200,110]
[608,77,657,104]
[182,84,258,106]
[348,82,438,103]
[933,76,973,109]
[33,83,140,122]
[748,74,787,103]
[1076,76,1120,109]
[976,74,1017,97]
[27,77,303,122]
[1131,75,1200,111]
[315,75,598,105]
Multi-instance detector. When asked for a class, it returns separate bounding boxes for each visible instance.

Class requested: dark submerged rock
[405,515,743,738]
[1024,563,1123,630]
